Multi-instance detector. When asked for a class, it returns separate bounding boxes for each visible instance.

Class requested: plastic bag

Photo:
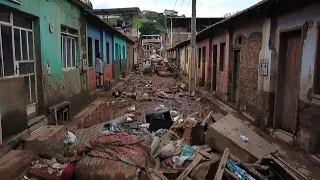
[62,131,77,145]
[157,139,184,158]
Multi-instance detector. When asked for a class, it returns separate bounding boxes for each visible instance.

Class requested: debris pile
[21,61,311,180]
[139,54,181,78]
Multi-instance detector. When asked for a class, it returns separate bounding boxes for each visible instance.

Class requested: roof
[89,7,141,16]
[86,11,134,44]
[169,0,316,51]
[69,0,93,9]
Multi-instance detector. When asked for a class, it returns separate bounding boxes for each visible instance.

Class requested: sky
[90,0,261,17]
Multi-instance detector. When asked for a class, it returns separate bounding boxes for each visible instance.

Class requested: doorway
[212,45,217,91]
[201,47,206,87]
[274,30,302,133]
[231,50,240,102]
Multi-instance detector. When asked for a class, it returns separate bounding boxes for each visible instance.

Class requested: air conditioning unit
[82,58,89,71]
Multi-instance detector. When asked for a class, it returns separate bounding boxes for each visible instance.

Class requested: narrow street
[1,66,319,179]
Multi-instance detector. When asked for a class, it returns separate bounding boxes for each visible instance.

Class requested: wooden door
[276,31,302,133]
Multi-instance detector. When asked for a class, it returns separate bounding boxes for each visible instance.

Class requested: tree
[140,21,164,35]
[132,16,142,29]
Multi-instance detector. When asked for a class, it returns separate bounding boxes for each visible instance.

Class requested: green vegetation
[120,11,166,35]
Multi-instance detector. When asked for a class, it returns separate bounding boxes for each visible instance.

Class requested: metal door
[279,31,302,133]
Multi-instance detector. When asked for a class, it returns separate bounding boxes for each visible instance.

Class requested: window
[88,37,93,67]
[219,43,226,71]
[115,43,119,59]
[122,46,125,60]
[119,45,122,59]
[0,10,36,104]
[186,49,189,63]
[198,48,201,68]
[202,47,206,63]
[314,27,320,94]
[106,42,110,64]
[61,27,77,69]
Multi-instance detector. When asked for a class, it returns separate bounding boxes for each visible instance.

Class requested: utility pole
[170,17,173,48]
[189,0,196,92]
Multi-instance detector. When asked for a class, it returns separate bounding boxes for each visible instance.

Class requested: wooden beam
[176,154,203,180]
[152,168,169,180]
[214,148,230,180]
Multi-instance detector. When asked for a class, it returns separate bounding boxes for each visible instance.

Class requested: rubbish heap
[139,54,180,78]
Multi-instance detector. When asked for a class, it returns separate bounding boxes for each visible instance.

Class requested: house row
[168,0,320,155]
[0,0,135,146]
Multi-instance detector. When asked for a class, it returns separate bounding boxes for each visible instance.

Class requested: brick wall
[238,32,264,117]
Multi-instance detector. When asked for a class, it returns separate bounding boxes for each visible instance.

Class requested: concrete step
[0,150,36,180]
[24,126,66,153]
[28,115,48,133]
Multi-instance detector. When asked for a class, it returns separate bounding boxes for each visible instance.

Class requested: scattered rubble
[17,54,314,180]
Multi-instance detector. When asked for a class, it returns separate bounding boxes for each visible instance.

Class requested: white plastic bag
[62,131,77,145]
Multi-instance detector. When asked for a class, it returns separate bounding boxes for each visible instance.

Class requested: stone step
[0,150,36,180]
[28,115,48,133]
[24,126,66,153]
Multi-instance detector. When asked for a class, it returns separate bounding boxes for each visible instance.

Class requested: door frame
[231,49,240,102]
[273,28,303,133]
[211,44,218,91]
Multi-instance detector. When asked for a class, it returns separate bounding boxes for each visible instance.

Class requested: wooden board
[176,154,203,180]
[214,148,230,180]
[206,114,278,163]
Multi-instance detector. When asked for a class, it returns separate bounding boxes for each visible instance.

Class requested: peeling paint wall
[113,36,127,80]
[274,4,320,153]
[179,47,185,71]
[197,39,210,87]
[211,31,229,99]
[0,0,89,138]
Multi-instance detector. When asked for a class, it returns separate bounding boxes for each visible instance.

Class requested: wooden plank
[205,114,278,163]
[214,148,230,180]
[201,111,213,126]
[187,111,200,118]
[176,154,203,180]
[152,168,169,180]
[198,149,220,161]
[185,177,192,180]
[242,163,269,171]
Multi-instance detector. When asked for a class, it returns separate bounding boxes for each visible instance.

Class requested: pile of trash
[138,54,181,78]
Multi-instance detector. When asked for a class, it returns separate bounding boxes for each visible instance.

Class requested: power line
[174,0,178,9]
[180,0,185,9]
[150,0,159,11]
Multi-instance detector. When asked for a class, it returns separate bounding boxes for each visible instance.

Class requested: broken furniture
[48,101,71,125]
